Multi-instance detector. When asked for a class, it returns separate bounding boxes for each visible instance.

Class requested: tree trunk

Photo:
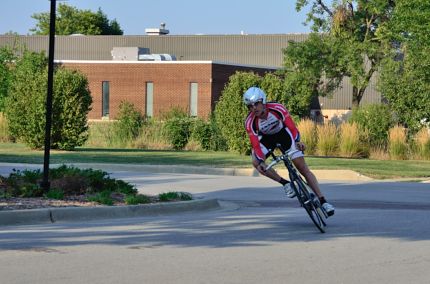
[352,86,366,108]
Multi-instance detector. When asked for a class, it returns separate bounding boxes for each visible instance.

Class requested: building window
[146,82,153,117]
[102,81,109,117]
[190,82,198,117]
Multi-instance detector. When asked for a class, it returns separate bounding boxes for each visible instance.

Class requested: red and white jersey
[245,102,300,161]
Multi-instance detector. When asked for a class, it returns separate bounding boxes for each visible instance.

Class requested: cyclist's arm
[245,116,265,163]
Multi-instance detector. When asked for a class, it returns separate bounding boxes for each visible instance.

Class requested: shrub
[0,112,12,142]
[414,128,430,159]
[5,51,92,150]
[349,104,396,147]
[339,122,366,158]
[297,119,317,155]
[45,188,64,200]
[191,115,227,151]
[162,108,193,150]
[87,190,114,206]
[132,119,170,149]
[388,125,408,160]
[125,194,151,205]
[214,72,260,154]
[84,120,114,148]
[316,123,338,156]
[113,101,144,146]
[158,191,193,202]
[2,165,137,198]
[0,46,16,112]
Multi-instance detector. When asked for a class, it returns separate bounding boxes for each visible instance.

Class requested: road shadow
[0,191,429,251]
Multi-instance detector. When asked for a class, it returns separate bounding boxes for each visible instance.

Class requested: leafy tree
[282,33,342,116]
[294,0,395,107]
[0,46,16,111]
[5,51,92,150]
[5,51,48,147]
[31,4,123,35]
[378,0,430,133]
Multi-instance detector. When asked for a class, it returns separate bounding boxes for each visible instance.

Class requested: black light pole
[41,0,57,191]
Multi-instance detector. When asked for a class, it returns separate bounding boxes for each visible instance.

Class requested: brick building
[59,60,276,120]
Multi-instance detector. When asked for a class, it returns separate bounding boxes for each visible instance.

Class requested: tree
[378,0,430,133]
[31,4,123,35]
[294,0,395,107]
[282,33,342,116]
[0,46,16,112]
[5,51,92,150]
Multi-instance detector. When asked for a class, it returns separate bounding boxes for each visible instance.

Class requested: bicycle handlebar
[264,143,301,171]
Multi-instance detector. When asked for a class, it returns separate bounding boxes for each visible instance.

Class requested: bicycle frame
[266,143,327,233]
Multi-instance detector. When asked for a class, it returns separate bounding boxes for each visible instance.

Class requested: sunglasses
[246,101,261,109]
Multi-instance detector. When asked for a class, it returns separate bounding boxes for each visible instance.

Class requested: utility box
[111,47,150,61]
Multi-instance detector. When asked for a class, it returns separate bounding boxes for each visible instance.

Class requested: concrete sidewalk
[0,162,376,182]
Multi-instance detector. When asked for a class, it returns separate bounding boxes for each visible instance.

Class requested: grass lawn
[1,143,429,179]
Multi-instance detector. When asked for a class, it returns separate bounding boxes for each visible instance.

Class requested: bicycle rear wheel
[291,177,326,233]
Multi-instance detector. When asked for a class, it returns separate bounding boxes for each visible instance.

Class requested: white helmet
[243,87,266,105]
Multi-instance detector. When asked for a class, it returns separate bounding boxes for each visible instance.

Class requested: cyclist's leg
[291,156,324,198]
[293,156,335,216]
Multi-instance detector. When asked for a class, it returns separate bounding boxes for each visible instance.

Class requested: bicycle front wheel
[292,178,326,233]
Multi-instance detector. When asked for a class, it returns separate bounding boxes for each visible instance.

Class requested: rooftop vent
[145,22,170,36]
[138,54,176,61]
[111,47,150,61]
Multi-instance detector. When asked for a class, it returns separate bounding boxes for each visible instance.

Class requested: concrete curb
[0,198,220,227]
[61,163,375,181]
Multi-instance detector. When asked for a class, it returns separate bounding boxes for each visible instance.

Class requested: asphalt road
[1,167,430,284]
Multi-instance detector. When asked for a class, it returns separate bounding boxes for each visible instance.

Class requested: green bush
[45,188,65,200]
[162,108,193,150]
[0,46,16,112]
[191,116,227,151]
[113,101,144,146]
[214,72,260,154]
[349,104,396,147]
[87,190,114,206]
[158,191,193,202]
[5,50,92,150]
[125,194,151,205]
[1,165,137,198]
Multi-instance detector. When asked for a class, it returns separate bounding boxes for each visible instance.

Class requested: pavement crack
[49,210,55,223]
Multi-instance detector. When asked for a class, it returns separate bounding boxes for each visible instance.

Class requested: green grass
[1,143,429,179]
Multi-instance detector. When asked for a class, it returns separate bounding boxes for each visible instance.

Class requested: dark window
[102,81,110,117]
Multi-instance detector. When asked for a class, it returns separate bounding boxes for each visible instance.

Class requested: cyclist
[243,86,335,216]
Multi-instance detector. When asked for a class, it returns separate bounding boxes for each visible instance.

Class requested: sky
[0,0,323,35]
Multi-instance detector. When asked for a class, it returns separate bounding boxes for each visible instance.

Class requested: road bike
[266,144,328,233]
